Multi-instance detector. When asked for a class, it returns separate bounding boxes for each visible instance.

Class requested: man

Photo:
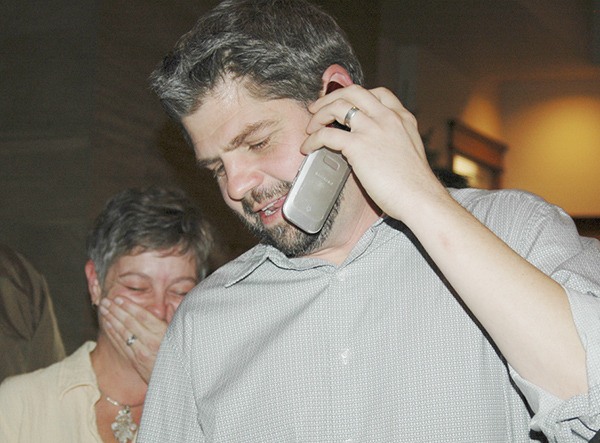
[139,1,600,441]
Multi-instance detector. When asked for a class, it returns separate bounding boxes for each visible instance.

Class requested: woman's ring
[126,335,137,346]
[343,106,360,128]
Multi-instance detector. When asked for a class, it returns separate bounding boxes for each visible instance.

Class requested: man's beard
[236,181,342,257]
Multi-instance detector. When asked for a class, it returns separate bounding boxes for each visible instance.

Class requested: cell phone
[282,82,351,234]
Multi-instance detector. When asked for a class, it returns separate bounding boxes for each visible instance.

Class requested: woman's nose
[148,294,182,322]
[147,300,168,321]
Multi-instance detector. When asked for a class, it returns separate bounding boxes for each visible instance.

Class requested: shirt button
[339,348,351,364]
[336,270,348,281]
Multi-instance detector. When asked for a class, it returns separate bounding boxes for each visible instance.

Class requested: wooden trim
[448,120,507,169]
[448,119,508,189]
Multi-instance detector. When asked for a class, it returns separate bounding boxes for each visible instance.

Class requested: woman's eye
[121,283,149,293]
[172,286,194,297]
[125,286,144,292]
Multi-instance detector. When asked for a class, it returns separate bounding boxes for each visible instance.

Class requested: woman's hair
[150,0,364,121]
[86,186,215,285]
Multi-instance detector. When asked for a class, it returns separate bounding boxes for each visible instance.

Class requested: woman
[0,186,215,442]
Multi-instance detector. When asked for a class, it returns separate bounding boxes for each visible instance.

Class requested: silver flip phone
[282,124,351,234]
[282,81,351,234]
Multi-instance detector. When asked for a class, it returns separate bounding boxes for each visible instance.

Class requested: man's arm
[403,189,587,399]
[303,84,593,399]
[138,331,205,442]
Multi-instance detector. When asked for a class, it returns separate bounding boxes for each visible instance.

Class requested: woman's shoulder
[0,341,96,397]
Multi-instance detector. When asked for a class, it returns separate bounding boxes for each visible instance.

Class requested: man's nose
[224,158,262,202]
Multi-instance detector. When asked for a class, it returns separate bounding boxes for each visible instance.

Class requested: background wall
[1,0,598,352]
[378,0,600,219]
[1,0,99,349]
[501,79,600,216]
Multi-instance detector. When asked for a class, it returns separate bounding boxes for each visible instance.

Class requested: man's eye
[203,161,225,179]
[212,164,226,179]
[249,138,270,151]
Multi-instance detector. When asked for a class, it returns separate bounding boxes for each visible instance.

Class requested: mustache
[241,182,292,216]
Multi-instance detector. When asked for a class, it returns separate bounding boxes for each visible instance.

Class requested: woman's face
[99,249,198,323]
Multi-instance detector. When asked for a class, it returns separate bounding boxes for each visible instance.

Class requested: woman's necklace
[103,393,144,443]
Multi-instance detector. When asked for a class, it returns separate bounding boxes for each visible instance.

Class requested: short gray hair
[86,186,214,285]
[150,0,364,121]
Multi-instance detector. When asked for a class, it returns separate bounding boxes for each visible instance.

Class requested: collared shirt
[139,189,600,442]
[0,341,138,442]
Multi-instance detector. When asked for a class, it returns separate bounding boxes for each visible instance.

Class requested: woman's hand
[99,297,167,384]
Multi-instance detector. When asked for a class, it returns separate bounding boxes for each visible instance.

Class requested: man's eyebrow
[196,157,218,170]
[227,120,277,152]
[196,119,277,169]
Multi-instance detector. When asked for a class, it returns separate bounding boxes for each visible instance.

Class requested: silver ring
[343,106,360,128]
[126,335,137,346]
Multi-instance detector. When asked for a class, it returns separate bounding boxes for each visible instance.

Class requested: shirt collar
[57,341,99,400]
[224,216,396,287]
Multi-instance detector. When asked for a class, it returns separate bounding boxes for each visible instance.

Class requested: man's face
[182,80,341,256]
[101,249,197,323]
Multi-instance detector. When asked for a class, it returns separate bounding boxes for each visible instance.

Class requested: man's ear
[320,64,354,97]
[84,260,102,306]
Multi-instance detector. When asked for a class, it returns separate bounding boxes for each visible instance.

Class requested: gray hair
[150,0,364,121]
[86,186,215,285]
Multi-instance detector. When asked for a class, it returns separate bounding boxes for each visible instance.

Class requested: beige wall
[500,79,600,216]
[379,13,600,219]
[458,77,600,217]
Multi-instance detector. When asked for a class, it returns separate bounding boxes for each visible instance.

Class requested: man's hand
[302,84,448,222]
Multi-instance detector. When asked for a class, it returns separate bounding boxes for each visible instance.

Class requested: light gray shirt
[139,188,600,442]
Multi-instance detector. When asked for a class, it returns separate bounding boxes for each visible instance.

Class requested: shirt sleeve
[475,190,600,441]
[511,284,600,441]
[138,328,206,442]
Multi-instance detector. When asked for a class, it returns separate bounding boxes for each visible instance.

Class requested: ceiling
[380,0,600,80]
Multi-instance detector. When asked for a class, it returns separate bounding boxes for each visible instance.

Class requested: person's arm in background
[0,244,66,383]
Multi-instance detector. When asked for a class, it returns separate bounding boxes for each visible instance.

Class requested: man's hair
[150,0,364,121]
[86,186,215,285]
